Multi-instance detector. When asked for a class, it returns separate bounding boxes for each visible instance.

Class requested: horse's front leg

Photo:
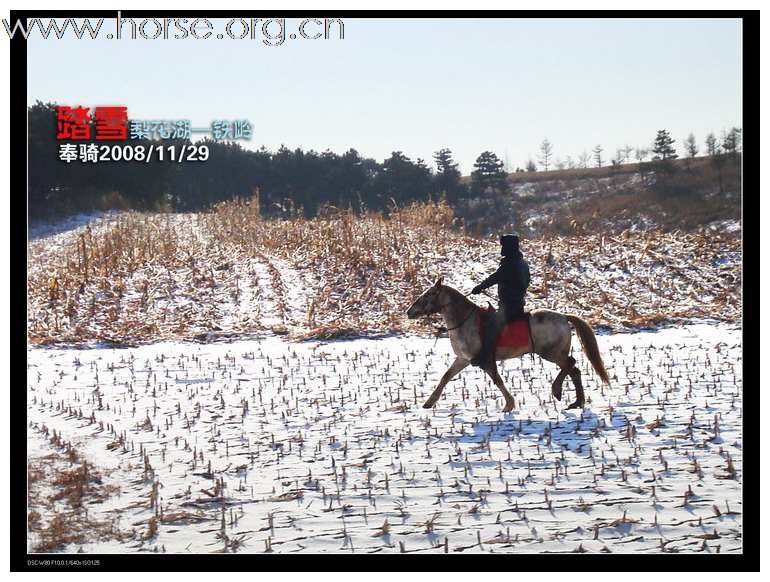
[423,357,469,409]
[483,362,515,413]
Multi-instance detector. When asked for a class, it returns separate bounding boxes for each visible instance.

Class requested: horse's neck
[440,287,477,328]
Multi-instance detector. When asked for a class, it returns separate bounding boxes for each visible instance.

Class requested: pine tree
[592,144,604,168]
[651,130,678,176]
[652,130,678,161]
[432,148,465,201]
[375,151,432,205]
[471,151,509,195]
[433,148,460,178]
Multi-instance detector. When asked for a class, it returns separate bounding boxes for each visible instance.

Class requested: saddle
[477,307,531,348]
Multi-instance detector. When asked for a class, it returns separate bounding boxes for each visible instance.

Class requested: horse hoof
[566,401,584,410]
[552,390,563,401]
[422,401,435,409]
[503,402,515,413]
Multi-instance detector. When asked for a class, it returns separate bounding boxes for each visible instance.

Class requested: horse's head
[406,276,445,319]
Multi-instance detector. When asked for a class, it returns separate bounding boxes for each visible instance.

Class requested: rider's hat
[500,234,520,256]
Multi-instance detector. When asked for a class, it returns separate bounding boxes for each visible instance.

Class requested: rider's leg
[508,298,525,321]
[472,300,526,368]
[471,309,503,368]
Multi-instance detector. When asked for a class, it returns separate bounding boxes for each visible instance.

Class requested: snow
[27,323,742,554]
[705,219,742,234]
[28,211,118,241]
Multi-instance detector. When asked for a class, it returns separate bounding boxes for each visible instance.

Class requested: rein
[442,305,475,333]
[433,288,496,335]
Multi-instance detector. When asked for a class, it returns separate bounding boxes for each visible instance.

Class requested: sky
[27,17,741,174]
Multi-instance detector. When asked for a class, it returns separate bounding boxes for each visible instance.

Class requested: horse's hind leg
[566,365,585,410]
[549,356,585,409]
[534,316,584,408]
[483,362,515,413]
[551,355,575,401]
[423,357,469,409]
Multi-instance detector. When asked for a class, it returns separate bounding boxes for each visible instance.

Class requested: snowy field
[27,323,742,554]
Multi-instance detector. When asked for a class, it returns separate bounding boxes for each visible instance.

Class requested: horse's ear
[434,275,444,287]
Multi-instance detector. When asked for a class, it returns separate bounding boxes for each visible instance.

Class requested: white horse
[406,277,610,411]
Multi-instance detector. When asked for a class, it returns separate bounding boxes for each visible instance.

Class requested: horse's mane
[439,284,482,311]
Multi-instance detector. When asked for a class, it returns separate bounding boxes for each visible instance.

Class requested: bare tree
[623,144,634,163]
[635,147,650,185]
[684,133,699,159]
[614,148,625,165]
[705,132,718,157]
[683,133,699,170]
[710,141,726,193]
[538,138,554,172]
[722,127,741,159]
[634,147,649,163]
[578,150,590,169]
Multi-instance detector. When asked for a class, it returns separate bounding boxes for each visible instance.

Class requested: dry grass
[27,197,741,345]
[28,212,245,345]
[204,195,477,336]
[27,448,126,552]
[205,195,741,335]
[50,462,105,507]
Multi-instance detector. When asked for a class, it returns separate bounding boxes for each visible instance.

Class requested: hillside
[458,155,741,236]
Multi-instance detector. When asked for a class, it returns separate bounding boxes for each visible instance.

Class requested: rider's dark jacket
[476,252,530,318]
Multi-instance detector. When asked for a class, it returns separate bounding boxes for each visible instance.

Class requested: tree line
[527,128,742,175]
[30,102,472,218]
[28,101,741,219]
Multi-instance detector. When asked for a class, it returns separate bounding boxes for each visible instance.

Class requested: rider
[470,234,530,368]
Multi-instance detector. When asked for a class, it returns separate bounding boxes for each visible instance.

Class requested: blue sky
[27,17,741,173]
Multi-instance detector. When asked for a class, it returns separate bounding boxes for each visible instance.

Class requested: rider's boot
[471,317,496,368]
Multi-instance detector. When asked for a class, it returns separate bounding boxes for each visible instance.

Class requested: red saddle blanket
[477,309,530,348]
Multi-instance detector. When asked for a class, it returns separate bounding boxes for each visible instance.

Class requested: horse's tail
[566,315,610,385]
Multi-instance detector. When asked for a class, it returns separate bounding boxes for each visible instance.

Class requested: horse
[405,277,610,412]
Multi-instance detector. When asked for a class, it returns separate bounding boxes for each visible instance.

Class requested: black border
[11,9,758,572]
